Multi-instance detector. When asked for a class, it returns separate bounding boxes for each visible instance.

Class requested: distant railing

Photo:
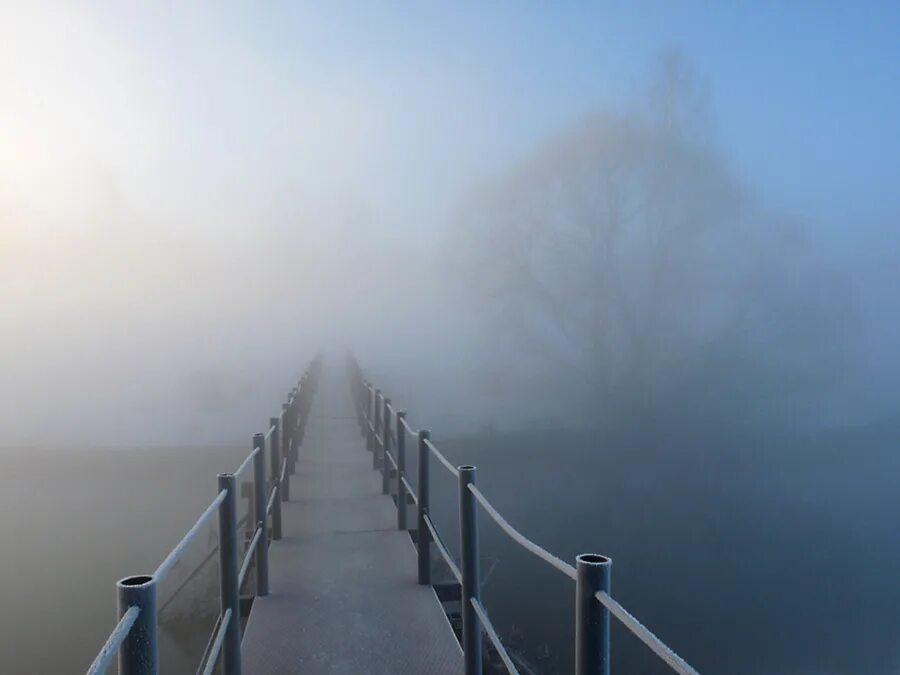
[85,356,322,675]
[347,354,700,675]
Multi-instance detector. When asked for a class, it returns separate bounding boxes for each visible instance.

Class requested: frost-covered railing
[347,354,700,675]
[85,356,322,675]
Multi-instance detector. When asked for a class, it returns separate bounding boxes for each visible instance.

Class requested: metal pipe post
[356,379,369,437]
[253,433,269,596]
[300,376,312,443]
[297,378,307,444]
[269,417,282,541]
[396,410,407,530]
[289,389,299,468]
[281,405,291,501]
[217,474,242,675]
[458,465,482,675]
[575,554,611,675]
[117,575,157,675]
[365,386,374,454]
[381,398,392,494]
[298,387,306,446]
[373,389,382,470]
[355,377,361,433]
[416,430,431,585]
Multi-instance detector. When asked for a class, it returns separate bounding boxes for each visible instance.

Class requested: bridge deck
[241,369,463,674]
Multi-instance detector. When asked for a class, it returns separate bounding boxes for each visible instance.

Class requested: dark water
[0,445,251,674]
[5,420,900,674]
[426,421,900,675]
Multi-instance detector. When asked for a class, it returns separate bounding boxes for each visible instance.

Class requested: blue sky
[4,2,898,237]
[208,1,900,231]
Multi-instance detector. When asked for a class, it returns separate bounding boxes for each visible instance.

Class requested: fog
[2,3,900,674]
[0,4,466,446]
[2,6,898,448]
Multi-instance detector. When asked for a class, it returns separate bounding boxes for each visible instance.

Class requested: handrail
[159,545,218,616]
[239,526,264,588]
[595,591,699,675]
[471,598,519,675]
[400,476,417,505]
[85,354,323,675]
[234,446,260,479]
[384,448,398,470]
[199,609,232,675]
[424,438,460,478]
[351,351,701,675]
[424,514,462,583]
[157,510,251,617]
[469,484,576,581]
[400,415,418,438]
[266,484,278,515]
[154,489,228,583]
[85,606,141,675]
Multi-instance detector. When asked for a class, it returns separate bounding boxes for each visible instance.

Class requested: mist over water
[2,3,900,674]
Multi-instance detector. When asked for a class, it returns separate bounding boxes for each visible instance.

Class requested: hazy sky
[1,2,898,445]
[3,3,899,228]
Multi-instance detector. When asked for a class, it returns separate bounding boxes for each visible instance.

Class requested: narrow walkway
[241,366,464,674]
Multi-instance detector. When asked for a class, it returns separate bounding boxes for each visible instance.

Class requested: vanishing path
[241,366,463,674]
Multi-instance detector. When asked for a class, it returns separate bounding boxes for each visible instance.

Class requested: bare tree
[449,56,853,428]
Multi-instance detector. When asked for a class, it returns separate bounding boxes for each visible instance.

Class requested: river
[3,417,899,674]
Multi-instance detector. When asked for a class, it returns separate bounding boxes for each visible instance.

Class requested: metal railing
[85,356,322,675]
[347,354,700,675]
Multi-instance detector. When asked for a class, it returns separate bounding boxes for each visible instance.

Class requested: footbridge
[85,355,699,675]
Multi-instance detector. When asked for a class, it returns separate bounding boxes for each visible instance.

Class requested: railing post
[358,378,368,437]
[416,430,431,585]
[458,465,482,675]
[373,389,382,470]
[117,575,157,675]
[299,374,312,444]
[299,377,306,436]
[217,474,242,675]
[289,389,299,472]
[575,554,612,675]
[366,385,375,452]
[297,378,307,445]
[269,417,282,541]
[365,386,374,454]
[396,410,407,530]
[253,433,269,597]
[281,404,291,501]
[382,398,392,495]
